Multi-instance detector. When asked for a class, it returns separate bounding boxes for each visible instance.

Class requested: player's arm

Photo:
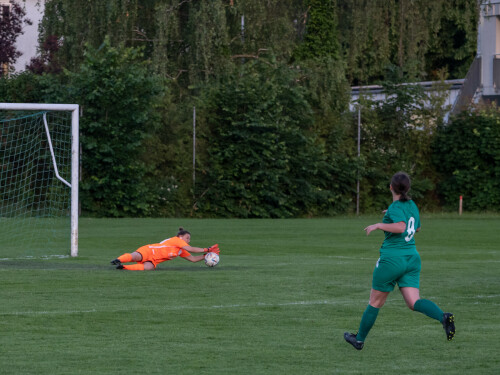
[182,245,206,253]
[364,221,406,235]
[182,244,219,254]
[184,254,206,263]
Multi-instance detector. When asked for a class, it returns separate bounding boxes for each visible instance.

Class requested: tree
[294,0,340,61]
[38,0,149,71]
[425,0,479,79]
[26,35,62,74]
[68,39,164,217]
[357,73,448,212]
[0,0,31,74]
[195,59,335,217]
[433,106,500,211]
[337,0,479,85]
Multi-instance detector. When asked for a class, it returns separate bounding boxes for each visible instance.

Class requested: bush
[194,59,335,218]
[433,107,500,211]
[69,39,163,217]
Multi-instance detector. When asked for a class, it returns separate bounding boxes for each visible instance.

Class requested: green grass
[0,215,499,374]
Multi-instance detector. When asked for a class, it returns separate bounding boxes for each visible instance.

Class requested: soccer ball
[204,252,219,267]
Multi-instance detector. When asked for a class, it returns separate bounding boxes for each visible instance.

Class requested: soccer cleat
[116,264,124,270]
[110,259,121,266]
[442,313,455,341]
[344,332,364,350]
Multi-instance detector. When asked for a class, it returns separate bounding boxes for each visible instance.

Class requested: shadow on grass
[154,265,245,271]
[0,260,246,272]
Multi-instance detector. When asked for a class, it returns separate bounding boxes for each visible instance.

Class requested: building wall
[478,0,500,97]
[0,0,45,73]
[350,79,464,113]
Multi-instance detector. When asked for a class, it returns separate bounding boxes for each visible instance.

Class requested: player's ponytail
[391,172,411,202]
[177,227,191,236]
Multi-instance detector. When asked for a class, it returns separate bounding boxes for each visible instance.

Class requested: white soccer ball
[204,252,219,267]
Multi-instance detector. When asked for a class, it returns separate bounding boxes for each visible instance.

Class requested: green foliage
[195,59,335,218]
[425,0,479,79]
[39,0,147,70]
[358,77,447,212]
[337,0,478,84]
[142,89,197,217]
[296,57,357,213]
[4,0,491,216]
[0,68,69,104]
[38,0,479,86]
[68,39,163,217]
[294,0,340,61]
[433,107,500,211]
[229,0,304,61]
[154,0,231,89]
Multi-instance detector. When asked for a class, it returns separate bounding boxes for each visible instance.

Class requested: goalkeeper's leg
[111,249,147,269]
[121,261,155,270]
[110,252,140,264]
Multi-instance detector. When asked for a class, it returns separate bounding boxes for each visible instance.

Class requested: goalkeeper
[110,227,219,271]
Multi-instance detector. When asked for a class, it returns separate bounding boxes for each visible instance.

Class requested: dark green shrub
[195,60,335,217]
[433,107,500,211]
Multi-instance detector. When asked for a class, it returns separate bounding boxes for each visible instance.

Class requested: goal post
[0,103,79,257]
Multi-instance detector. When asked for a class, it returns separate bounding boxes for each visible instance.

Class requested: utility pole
[356,104,361,215]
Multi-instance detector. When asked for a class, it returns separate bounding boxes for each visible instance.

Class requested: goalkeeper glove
[205,244,219,254]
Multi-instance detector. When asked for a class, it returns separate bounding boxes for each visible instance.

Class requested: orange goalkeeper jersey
[136,236,191,266]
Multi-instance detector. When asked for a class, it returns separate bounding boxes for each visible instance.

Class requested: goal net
[0,103,79,259]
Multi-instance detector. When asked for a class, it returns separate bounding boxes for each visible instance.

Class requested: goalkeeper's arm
[182,244,219,254]
[184,254,206,263]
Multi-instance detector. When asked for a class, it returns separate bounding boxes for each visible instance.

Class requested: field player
[344,172,455,350]
[110,227,219,271]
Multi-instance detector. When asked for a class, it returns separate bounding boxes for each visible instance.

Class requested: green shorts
[371,254,421,292]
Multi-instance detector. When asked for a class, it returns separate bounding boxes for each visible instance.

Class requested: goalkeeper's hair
[391,172,411,202]
[177,227,191,236]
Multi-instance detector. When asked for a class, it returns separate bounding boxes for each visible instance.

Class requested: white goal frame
[0,103,79,257]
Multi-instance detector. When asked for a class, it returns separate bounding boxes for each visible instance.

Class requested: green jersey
[380,199,420,257]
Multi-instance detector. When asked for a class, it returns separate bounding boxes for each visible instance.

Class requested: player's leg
[399,254,442,319]
[122,261,155,271]
[400,255,455,340]
[120,247,156,270]
[399,286,420,310]
[412,295,455,340]
[113,251,143,263]
[344,289,389,350]
[358,289,389,339]
[345,257,396,350]
[368,288,390,308]
[412,294,444,320]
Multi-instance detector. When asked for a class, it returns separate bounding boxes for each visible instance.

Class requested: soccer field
[0,215,499,374]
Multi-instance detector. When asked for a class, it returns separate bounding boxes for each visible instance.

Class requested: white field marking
[239,255,373,260]
[9,296,500,317]
[0,309,98,316]
[210,300,348,309]
[473,302,500,305]
[266,256,374,267]
[469,294,500,299]
[0,255,69,261]
[0,299,353,317]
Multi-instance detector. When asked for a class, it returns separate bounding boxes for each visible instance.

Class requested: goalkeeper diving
[110,227,219,271]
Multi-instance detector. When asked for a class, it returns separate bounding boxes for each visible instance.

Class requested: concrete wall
[479,0,500,96]
[0,0,45,73]
[350,80,464,113]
